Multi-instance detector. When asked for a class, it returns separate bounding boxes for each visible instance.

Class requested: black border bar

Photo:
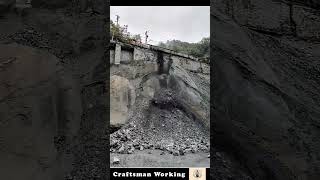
[111,0,209,6]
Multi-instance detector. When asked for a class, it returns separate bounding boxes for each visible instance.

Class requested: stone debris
[110,88,210,156]
[173,151,179,156]
[179,149,185,156]
[112,157,120,164]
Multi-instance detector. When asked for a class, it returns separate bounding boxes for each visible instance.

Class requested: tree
[110,18,143,44]
[110,20,122,41]
[157,38,210,62]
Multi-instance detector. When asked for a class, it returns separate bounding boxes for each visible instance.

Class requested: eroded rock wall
[212,0,320,179]
[0,0,107,179]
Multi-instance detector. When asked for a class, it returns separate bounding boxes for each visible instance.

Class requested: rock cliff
[0,0,107,179]
[212,0,320,179]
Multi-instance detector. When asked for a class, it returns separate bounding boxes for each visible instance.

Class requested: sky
[110,6,210,45]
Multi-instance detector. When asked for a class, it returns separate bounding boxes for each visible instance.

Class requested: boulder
[112,157,120,164]
[110,75,135,128]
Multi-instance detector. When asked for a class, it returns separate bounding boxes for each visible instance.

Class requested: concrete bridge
[110,40,210,74]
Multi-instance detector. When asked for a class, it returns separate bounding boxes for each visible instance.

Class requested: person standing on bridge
[145,31,149,44]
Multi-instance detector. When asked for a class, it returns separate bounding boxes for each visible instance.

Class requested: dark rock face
[0,43,81,180]
[291,0,320,9]
[31,0,70,8]
[30,0,106,14]
[214,0,320,40]
[0,1,107,179]
[0,0,15,13]
[23,9,106,55]
[212,0,320,180]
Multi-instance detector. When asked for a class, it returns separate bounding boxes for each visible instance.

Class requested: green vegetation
[110,20,142,44]
[158,38,210,62]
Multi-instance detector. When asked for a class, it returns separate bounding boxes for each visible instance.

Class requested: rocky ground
[110,150,209,167]
[110,88,210,157]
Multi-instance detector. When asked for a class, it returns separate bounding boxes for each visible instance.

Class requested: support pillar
[115,44,121,65]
